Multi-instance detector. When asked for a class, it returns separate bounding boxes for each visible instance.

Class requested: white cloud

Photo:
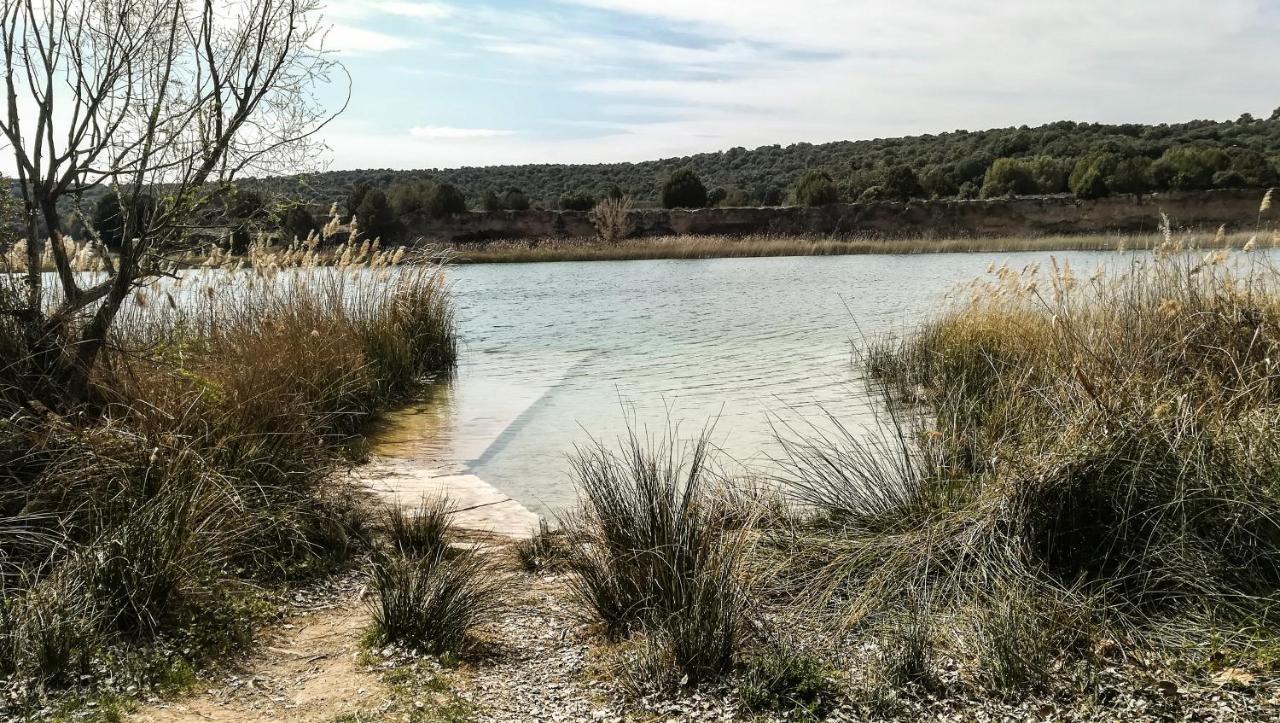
[327,24,415,53]
[323,1,455,22]
[408,125,517,140]
[317,0,1280,167]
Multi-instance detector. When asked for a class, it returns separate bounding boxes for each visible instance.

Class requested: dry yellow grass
[441,230,1267,264]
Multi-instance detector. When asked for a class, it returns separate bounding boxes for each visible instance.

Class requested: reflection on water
[369,251,1125,516]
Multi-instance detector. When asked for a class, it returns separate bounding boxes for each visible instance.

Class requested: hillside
[260,110,1280,212]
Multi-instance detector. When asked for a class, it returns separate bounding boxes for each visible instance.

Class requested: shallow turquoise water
[371,251,1124,516]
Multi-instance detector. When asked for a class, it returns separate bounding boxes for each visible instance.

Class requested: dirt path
[130,587,388,723]
[456,573,621,722]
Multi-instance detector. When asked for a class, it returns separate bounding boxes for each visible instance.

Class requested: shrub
[738,640,839,717]
[559,191,595,211]
[385,495,455,560]
[499,187,530,211]
[793,170,840,207]
[778,220,1280,692]
[354,188,397,240]
[1069,152,1117,198]
[980,158,1037,198]
[1150,145,1229,191]
[368,549,507,654]
[918,165,958,199]
[661,168,708,209]
[880,165,923,202]
[589,196,633,243]
[426,183,467,217]
[276,204,319,244]
[1107,156,1153,197]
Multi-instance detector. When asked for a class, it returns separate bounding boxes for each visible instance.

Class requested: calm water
[369,251,1121,515]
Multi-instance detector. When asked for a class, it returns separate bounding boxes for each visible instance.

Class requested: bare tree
[0,0,345,403]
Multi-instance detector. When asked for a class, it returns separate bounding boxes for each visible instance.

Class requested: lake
[368,251,1122,516]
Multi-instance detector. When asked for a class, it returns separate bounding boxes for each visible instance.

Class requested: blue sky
[319,0,1280,170]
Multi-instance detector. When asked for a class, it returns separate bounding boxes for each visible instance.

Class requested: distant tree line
[56,110,1276,247]
[245,110,1279,214]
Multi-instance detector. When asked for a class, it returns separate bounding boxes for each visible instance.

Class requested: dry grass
[765,211,1280,695]
[442,229,1266,264]
[0,229,457,705]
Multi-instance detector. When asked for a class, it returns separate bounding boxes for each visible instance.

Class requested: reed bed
[443,230,1264,264]
[769,211,1280,695]
[0,234,456,707]
[559,201,1280,712]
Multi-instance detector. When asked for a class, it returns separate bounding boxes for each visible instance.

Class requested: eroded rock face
[402,190,1267,243]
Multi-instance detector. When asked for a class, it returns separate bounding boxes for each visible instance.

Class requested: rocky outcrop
[402,190,1270,243]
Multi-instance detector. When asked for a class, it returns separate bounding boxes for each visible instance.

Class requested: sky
[211,1,1280,170]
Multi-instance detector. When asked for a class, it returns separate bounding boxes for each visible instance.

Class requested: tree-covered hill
[263,110,1280,214]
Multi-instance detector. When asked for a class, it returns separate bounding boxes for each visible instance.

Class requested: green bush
[661,168,708,209]
[354,188,397,240]
[1107,157,1153,197]
[500,187,530,211]
[426,183,467,217]
[980,158,1038,198]
[738,641,839,717]
[1069,152,1117,199]
[880,165,924,202]
[1150,145,1229,191]
[559,191,596,211]
[276,204,318,244]
[793,170,840,207]
[918,165,958,199]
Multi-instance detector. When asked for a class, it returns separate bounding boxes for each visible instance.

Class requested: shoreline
[438,230,1258,264]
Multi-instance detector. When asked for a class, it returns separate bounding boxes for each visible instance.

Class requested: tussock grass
[368,549,507,654]
[512,518,572,573]
[443,230,1261,264]
[565,425,755,687]
[771,213,1280,693]
[385,494,455,560]
[0,249,457,703]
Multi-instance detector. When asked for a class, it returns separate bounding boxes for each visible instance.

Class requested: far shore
[433,230,1260,264]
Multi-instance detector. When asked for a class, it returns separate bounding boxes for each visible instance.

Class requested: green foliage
[918,165,958,199]
[662,168,708,209]
[793,170,839,207]
[566,428,750,686]
[558,191,596,211]
[499,187,530,211]
[388,180,467,218]
[1069,152,1117,199]
[355,188,397,240]
[225,187,266,252]
[276,203,318,243]
[426,184,467,217]
[880,165,924,201]
[980,158,1038,198]
[738,642,840,718]
[1150,145,1230,191]
[480,190,501,212]
[385,495,455,559]
[346,182,370,216]
[1107,156,1153,197]
[251,114,1280,208]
